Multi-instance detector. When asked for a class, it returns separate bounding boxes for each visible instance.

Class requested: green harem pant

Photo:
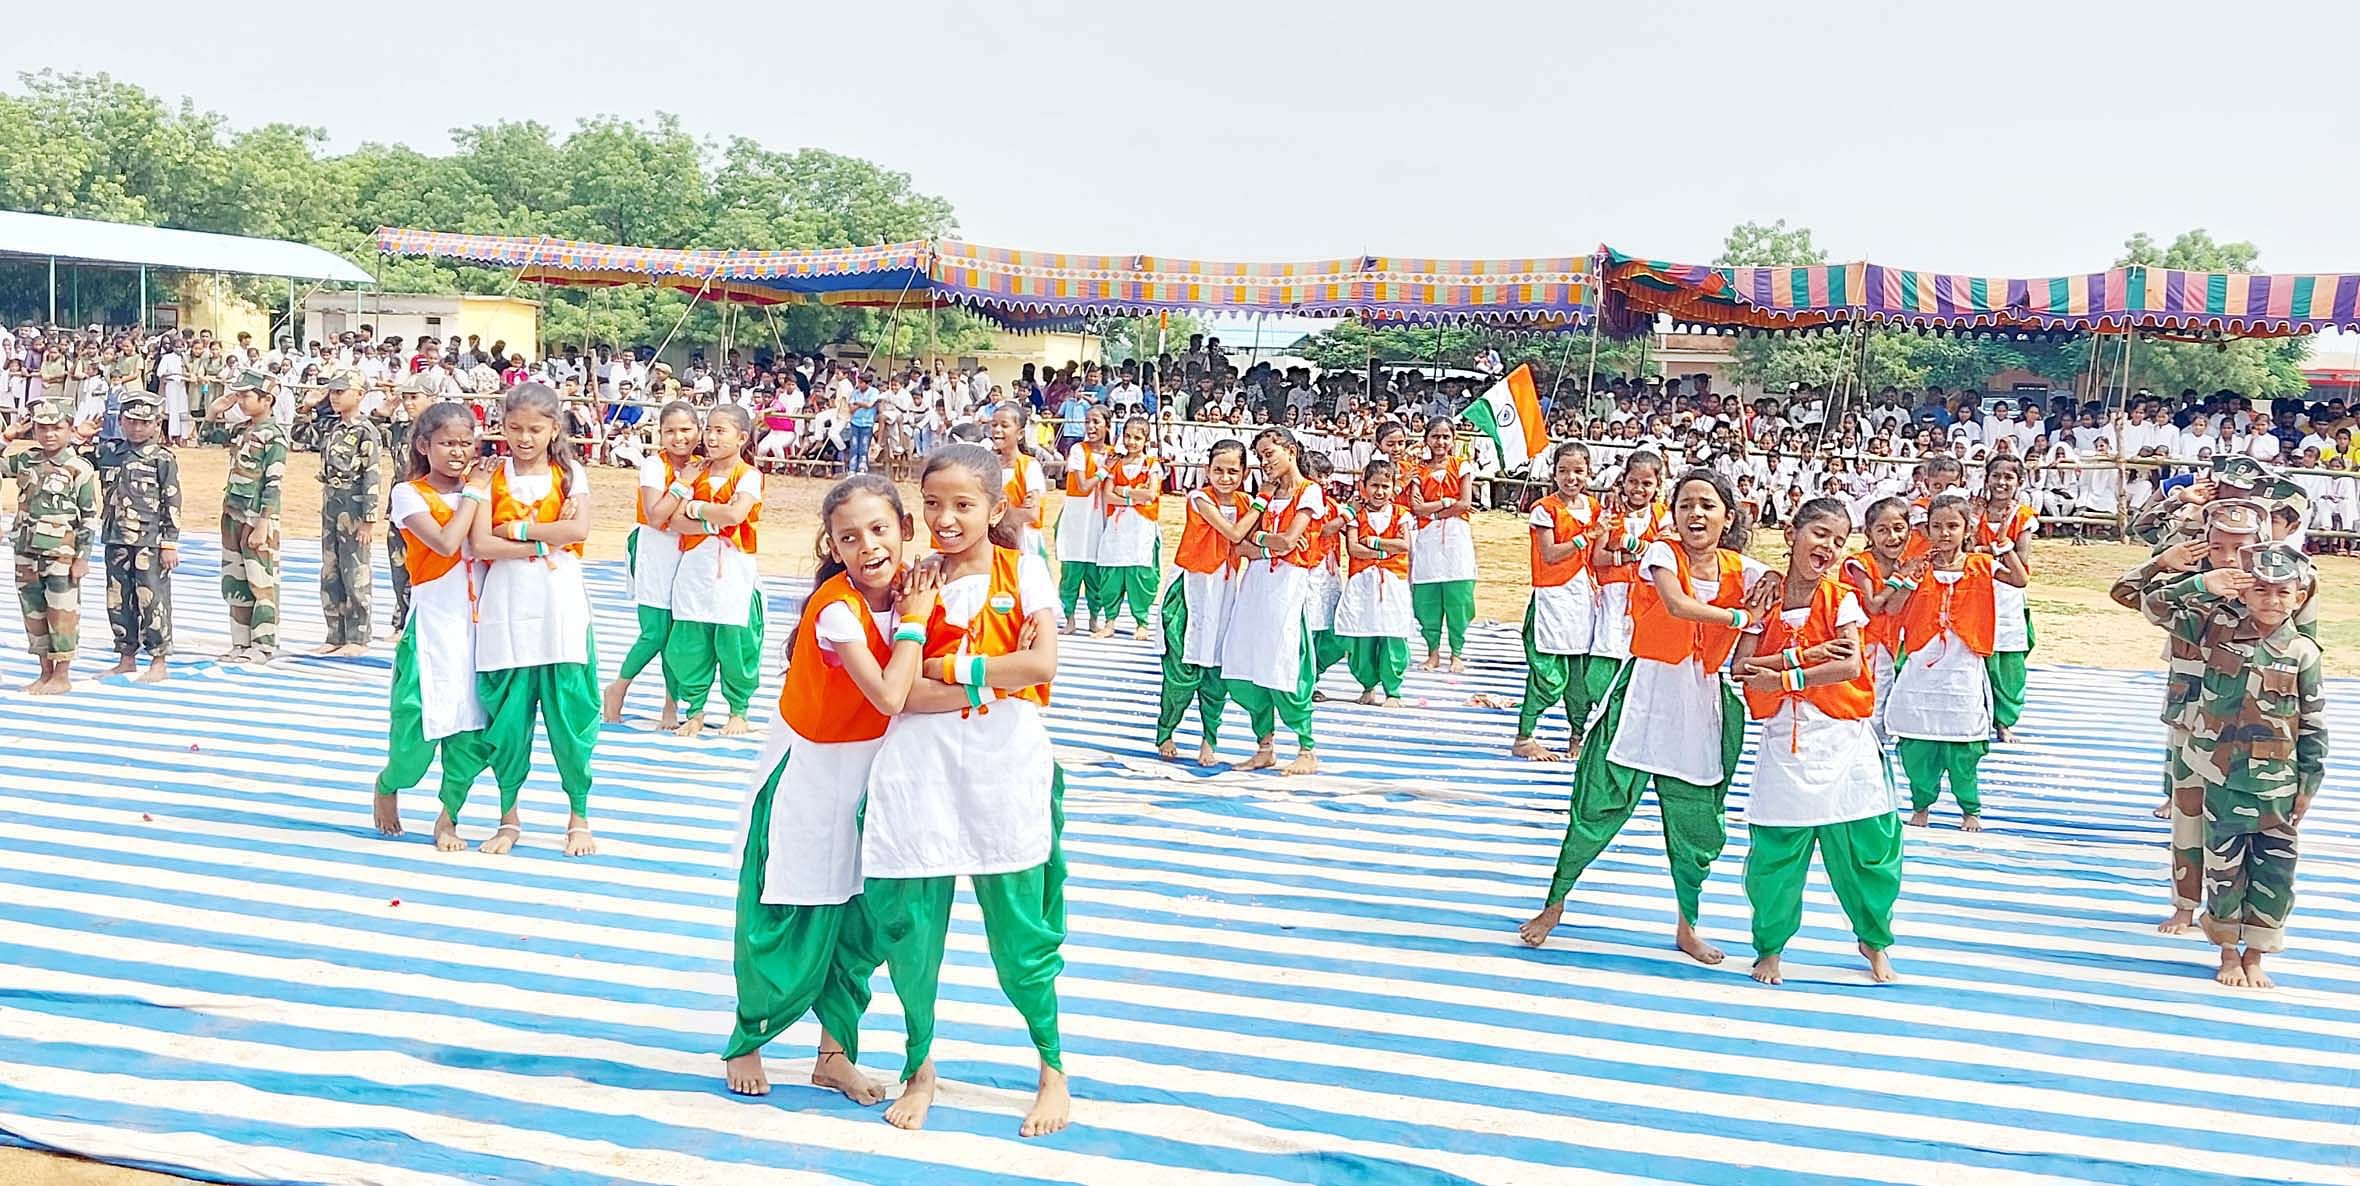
[1580,654,1621,711]
[1544,666,1744,925]
[1743,813,1904,957]
[1155,576,1228,748]
[372,626,494,804]
[1517,596,1593,740]
[1226,626,1317,753]
[616,530,677,693]
[1058,559,1100,622]
[1412,578,1475,655]
[1090,539,1160,629]
[1985,607,2035,730]
[471,634,600,819]
[664,592,766,718]
[1345,636,1407,697]
[1896,737,1987,815]
[724,748,879,1061]
[1313,627,1348,677]
[863,766,1068,1078]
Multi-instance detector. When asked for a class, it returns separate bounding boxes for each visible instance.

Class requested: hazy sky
[6,1,2356,276]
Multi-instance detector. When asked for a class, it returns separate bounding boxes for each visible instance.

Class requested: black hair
[1921,454,1964,479]
[1984,454,2024,480]
[1788,496,1851,537]
[919,442,1022,551]
[1205,438,1248,469]
[1551,441,1591,469]
[503,381,581,497]
[1251,425,1303,464]
[1622,449,1666,478]
[706,403,757,465]
[1374,420,1411,447]
[1301,450,1334,480]
[1362,457,1397,482]
[1670,467,1750,551]
[1862,494,1910,533]
[1926,492,1973,531]
[404,401,476,480]
[804,473,908,619]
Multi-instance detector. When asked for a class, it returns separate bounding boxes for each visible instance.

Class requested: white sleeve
[1026,459,1047,499]
[1740,555,1773,586]
[637,456,669,490]
[1636,539,1680,581]
[388,482,428,527]
[1834,591,1869,630]
[1295,484,1327,520]
[1016,553,1058,616]
[1527,505,1553,530]
[812,601,867,652]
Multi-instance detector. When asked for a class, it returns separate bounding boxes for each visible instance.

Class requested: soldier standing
[2,403,99,694]
[94,393,179,682]
[384,383,430,636]
[212,369,288,663]
[2137,543,2326,990]
[312,373,385,656]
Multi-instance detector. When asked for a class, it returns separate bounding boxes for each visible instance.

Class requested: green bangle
[1727,608,1749,630]
[893,624,926,645]
[968,655,987,687]
[533,540,548,558]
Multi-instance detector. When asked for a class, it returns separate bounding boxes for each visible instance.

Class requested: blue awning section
[0,210,373,284]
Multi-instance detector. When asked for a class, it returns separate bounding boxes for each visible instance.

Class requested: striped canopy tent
[375,228,1595,329]
[1597,245,2360,339]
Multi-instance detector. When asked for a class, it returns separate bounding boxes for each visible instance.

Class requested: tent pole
[46,257,55,326]
[927,304,938,371]
[139,266,148,333]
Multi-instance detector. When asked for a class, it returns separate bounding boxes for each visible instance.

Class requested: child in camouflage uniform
[2138,542,2327,990]
[94,393,179,682]
[312,373,385,656]
[3,402,99,694]
[212,370,287,663]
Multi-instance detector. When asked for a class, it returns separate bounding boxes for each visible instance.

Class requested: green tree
[1294,317,1644,385]
[2113,230,2309,398]
[1097,313,1207,364]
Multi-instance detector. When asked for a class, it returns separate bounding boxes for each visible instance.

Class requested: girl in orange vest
[1158,438,1252,763]
[1513,443,1601,762]
[1841,495,1912,739]
[662,405,765,739]
[601,401,700,729]
[860,442,1069,1137]
[1217,427,1326,775]
[1408,416,1477,673]
[1334,457,1415,704]
[1732,496,1901,987]
[1522,469,1775,965]
[1975,455,2037,740]
[990,404,1048,567]
[1300,451,1351,683]
[1055,407,1110,632]
[1584,451,1670,711]
[372,401,493,846]
[463,382,599,857]
[724,473,931,1107]
[1886,493,2027,832]
[1092,415,1163,639]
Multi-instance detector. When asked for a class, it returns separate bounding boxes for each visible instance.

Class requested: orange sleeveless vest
[490,463,585,558]
[1901,552,1998,657]
[1592,501,1666,587]
[1258,481,1322,570]
[1847,549,1905,655]
[1529,493,1593,588]
[635,457,680,526]
[922,546,1051,712]
[1105,454,1160,522]
[1176,488,1248,575]
[399,480,468,587]
[1063,443,1102,497]
[1003,452,1040,528]
[1975,504,2036,571]
[1628,546,1747,669]
[779,573,892,743]
[1349,503,1409,579]
[679,462,759,554]
[1411,457,1463,528]
[1744,576,1876,722]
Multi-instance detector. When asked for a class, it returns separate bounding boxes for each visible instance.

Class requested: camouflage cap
[26,402,67,427]
[229,368,272,393]
[320,371,359,393]
[2210,453,2266,490]
[2203,498,2267,536]
[119,394,163,421]
[2246,542,2314,586]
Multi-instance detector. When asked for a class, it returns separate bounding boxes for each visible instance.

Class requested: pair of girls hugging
[723,445,1072,1138]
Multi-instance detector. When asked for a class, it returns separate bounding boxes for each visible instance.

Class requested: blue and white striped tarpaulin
[0,540,2353,1185]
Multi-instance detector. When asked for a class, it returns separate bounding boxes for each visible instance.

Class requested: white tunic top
[1333,505,1415,639]
[628,456,686,609]
[1604,542,1769,787]
[861,553,1059,880]
[389,482,487,741]
[1885,570,1995,742]
[1409,514,1477,584]
[1741,596,1896,827]
[1096,455,1162,568]
[1055,445,1102,563]
[670,463,762,627]
[753,601,884,906]
[1527,499,1598,655]
[1215,485,1326,692]
[474,460,592,672]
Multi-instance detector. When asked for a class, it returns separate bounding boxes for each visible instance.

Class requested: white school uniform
[1055,444,1104,563]
[671,462,762,626]
[1527,496,1598,655]
[1885,569,1993,743]
[1096,454,1162,568]
[475,460,593,672]
[1409,462,1478,584]
[1741,597,1895,827]
[753,602,885,906]
[861,553,1059,879]
[1604,542,1769,787]
[1587,504,1671,661]
[389,482,488,741]
[1217,484,1327,693]
[1333,505,1415,639]
[629,456,687,609]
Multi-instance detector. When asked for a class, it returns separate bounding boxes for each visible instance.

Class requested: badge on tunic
[988,592,1016,614]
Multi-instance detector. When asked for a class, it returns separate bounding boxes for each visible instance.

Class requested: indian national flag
[1462,363,1549,473]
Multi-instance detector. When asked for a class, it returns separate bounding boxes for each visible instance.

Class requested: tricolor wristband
[1783,667,1806,692]
[1780,647,1802,670]
[1727,608,1750,630]
[967,655,987,688]
[668,482,692,500]
[461,487,489,503]
[893,624,926,645]
[941,651,965,686]
[1990,537,2016,556]
[533,540,548,558]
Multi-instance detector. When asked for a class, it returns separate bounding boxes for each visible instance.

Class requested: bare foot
[1237,744,1277,772]
[1132,625,1151,642]
[2151,800,2171,820]
[724,1052,770,1096]
[1860,942,1898,983]
[1676,917,1725,965]
[1282,751,1319,776]
[14,676,41,693]
[1020,1064,1070,1138]
[2158,906,2195,934]
[1511,737,1561,763]
[27,674,67,696]
[1310,690,1329,703]
[1419,652,1442,672]
[480,820,521,856]
[433,812,465,852]
[721,714,750,737]
[2215,947,2249,988]
[1196,741,1217,766]
[674,717,705,739]
[1960,814,1984,833]
[1092,624,1116,639]
[1157,739,1179,760]
[138,658,168,683]
[105,655,138,676]
[564,818,597,858]
[811,1040,885,1105]
[601,679,631,724]
[1383,696,1404,707]
[1449,656,1466,675]
[1994,724,2013,743]
[1357,688,1381,705]
[2240,948,2275,989]
[372,794,403,837]
[1750,953,1783,985]
[885,1060,937,1130]
[658,698,679,730]
[334,643,372,657]
[1906,810,1930,828]
[1518,900,1565,948]
[310,642,343,657]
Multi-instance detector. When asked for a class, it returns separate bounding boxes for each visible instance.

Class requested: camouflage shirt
[2139,574,2328,809]
[3,447,99,559]
[317,416,386,503]
[222,418,289,524]
[2114,551,2319,728]
[94,439,182,548]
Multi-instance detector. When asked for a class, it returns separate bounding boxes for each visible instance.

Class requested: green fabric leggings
[724,748,879,1061]
[1412,578,1475,655]
[1743,813,1903,957]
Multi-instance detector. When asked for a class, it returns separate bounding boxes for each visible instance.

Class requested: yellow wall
[458,296,542,360]
[169,276,270,345]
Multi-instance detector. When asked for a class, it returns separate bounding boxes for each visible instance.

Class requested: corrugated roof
[0,210,372,283]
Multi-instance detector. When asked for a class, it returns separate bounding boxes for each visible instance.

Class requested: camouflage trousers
[386,508,411,633]
[2200,789,2298,953]
[320,507,375,647]
[219,513,280,651]
[14,551,79,659]
[104,544,171,658]
[2162,724,2203,911]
